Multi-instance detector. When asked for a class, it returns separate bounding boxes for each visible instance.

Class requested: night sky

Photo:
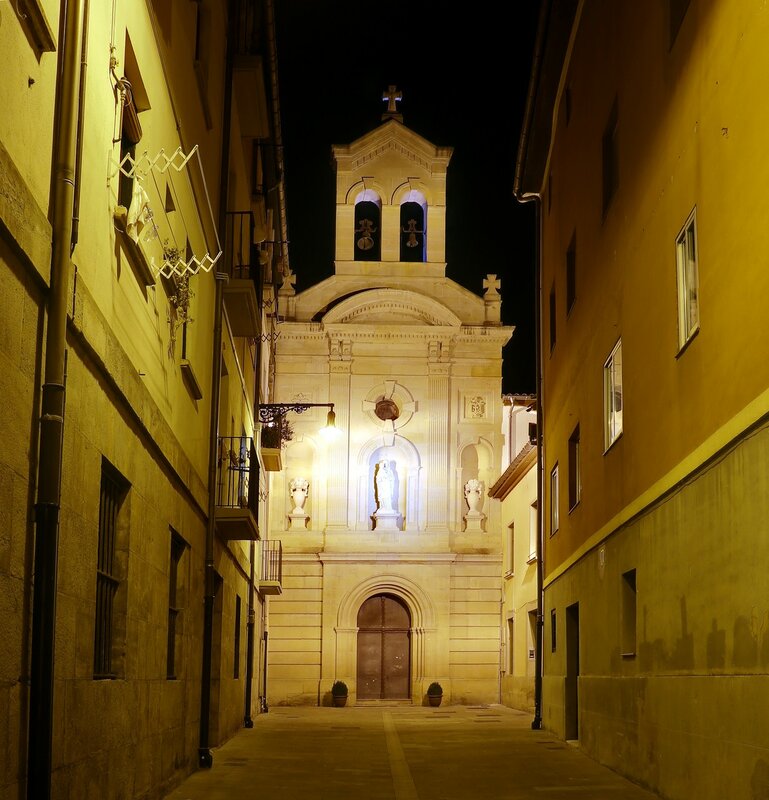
[274,2,541,394]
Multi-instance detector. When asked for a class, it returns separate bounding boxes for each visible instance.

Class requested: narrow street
[164,705,662,800]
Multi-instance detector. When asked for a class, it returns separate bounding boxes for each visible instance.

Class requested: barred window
[94,460,130,679]
[167,531,187,679]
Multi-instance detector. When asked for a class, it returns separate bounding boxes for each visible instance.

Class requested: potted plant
[260,415,294,472]
[426,681,443,707]
[331,680,348,707]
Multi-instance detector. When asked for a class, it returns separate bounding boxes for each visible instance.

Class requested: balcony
[259,540,282,596]
[232,0,270,139]
[223,211,262,337]
[215,436,259,541]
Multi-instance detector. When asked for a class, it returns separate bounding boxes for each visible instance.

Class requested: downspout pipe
[28,1,85,798]
[531,197,544,731]
[198,0,234,769]
[70,0,90,251]
[243,540,256,727]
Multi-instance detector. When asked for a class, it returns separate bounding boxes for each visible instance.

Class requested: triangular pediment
[321,288,461,327]
[332,119,452,173]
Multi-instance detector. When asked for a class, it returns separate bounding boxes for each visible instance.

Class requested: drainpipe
[531,197,544,731]
[28,1,85,798]
[261,629,269,713]
[198,0,234,770]
[70,0,90,252]
[243,539,256,727]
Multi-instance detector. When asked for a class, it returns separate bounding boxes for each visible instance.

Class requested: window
[566,232,576,313]
[167,531,187,679]
[676,208,699,350]
[507,617,515,674]
[568,424,581,510]
[551,608,557,652]
[117,35,148,213]
[528,500,538,561]
[621,569,637,656]
[549,282,556,351]
[234,594,242,679]
[505,523,515,576]
[550,464,560,535]
[528,609,538,671]
[602,97,619,218]
[604,339,623,449]
[94,460,130,679]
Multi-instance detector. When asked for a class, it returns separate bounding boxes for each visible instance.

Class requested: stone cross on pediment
[382,85,403,113]
[280,270,297,296]
[483,274,501,298]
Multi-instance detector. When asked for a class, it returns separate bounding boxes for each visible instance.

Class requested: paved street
[164,704,662,800]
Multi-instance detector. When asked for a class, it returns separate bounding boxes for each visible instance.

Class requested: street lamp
[257,402,338,438]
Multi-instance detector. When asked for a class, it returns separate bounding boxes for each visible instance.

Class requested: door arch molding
[333,574,437,695]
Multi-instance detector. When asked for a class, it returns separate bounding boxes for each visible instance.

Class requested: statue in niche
[289,476,309,514]
[375,460,395,512]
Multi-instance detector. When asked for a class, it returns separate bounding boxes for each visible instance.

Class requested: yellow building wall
[535,2,769,798]
[543,0,769,575]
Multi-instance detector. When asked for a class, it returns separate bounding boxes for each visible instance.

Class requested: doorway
[356,594,411,699]
[565,602,580,740]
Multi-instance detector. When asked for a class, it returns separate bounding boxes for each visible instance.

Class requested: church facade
[265,104,514,705]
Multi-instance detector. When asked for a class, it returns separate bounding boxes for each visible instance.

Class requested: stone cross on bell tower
[381,85,403,122]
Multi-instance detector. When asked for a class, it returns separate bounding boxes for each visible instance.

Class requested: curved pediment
[321,288,462,327]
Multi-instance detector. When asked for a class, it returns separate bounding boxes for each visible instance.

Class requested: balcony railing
[224,211,259,281]
[222,212,262,336]
[262,540,282,583]
[215,436,259,540]
[260,539,282,595]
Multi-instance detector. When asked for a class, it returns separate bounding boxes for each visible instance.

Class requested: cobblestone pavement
[163,704,662,800]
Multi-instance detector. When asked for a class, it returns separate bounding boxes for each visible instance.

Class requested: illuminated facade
[488,395,538,713]
[1,1,285,796]
[266,109,514,705]
[516,1,769,798]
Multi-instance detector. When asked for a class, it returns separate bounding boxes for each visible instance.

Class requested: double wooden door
[356,594,411,700]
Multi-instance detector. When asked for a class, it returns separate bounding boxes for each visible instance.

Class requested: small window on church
[354,199,381,261]
[400,201,426,261]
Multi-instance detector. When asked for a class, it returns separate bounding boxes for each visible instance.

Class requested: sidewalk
[164,704,662,800]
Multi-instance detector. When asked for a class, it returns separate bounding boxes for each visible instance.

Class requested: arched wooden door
[356,594,411,699]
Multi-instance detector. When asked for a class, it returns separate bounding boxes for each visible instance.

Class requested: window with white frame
[550,464,559,535]
[676,208,699,350]
[604,339,623,449]
[505,523,515,576]
[528,500,538,561]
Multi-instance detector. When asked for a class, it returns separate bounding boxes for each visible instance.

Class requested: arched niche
[354,434,422,531]
[283,436,320,528]
[457,437,494,527]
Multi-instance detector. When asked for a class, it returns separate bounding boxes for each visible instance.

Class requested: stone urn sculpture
[463,479,486,531]
[288,476,309,530]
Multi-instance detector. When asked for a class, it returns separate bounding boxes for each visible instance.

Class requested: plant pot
[428,694,442,707]
[332,694,348,707]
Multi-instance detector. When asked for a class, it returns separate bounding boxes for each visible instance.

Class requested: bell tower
[331,87,453,276]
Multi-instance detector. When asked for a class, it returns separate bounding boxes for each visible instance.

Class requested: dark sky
[274,2,541,394]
